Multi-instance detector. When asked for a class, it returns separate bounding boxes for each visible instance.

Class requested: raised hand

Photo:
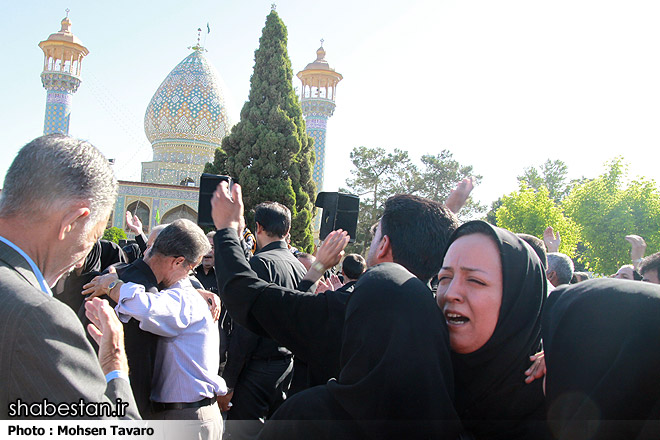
[315,230,350,271]
[125,211,143,235]
[445,177,476,214]
[543,226,561,253]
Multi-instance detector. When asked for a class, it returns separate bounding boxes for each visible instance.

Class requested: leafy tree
[342,146,484,254]
[484,197,503,225]
[205,10,316,252]
[415,151,485,219]
[518,159,570,203]
[342,147,414,254]
[103,226,127,244]
[496,185,581,257]
[563,158,660,274]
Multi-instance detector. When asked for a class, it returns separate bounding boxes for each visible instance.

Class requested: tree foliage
[416,152,485,219]
[103,226,127,244]
[562,158,660,274]
[342,146,484,255]
[342,147,413,254]
[205,11,316,252]
[517,159,570,203]
[496,185,581,257]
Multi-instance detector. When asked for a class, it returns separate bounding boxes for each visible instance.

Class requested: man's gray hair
[151,219,211,265]
[0,134,117,226]
[547,252,575,285]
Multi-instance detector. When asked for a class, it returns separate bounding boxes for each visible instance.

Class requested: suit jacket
[215,230,351,388]
[0,240,140,419]
[112,259,160,418]
[222,240,306,389]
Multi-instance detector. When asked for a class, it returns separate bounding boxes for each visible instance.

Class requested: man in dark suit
[221,202,307,440]
[0,134,139,419]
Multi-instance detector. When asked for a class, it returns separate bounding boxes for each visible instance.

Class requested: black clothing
[542,279,660,440]
[194,265,218,293]
[445,221,547,440]
[54,239,127,314]
[135,233,148,255]
[122,243,141,263]
[262,263,462,440]
[213,229,349,388]
[226,357,294,439]
[80,258,158,419]
[195,264,230,375]
[224,239,305,438]
[334,280,356,294]
[99,240,128,270]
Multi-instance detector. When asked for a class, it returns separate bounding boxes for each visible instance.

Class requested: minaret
[297,42,342,193]
[38,10,89,135]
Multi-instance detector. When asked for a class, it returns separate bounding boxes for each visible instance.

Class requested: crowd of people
[1,133,660,440]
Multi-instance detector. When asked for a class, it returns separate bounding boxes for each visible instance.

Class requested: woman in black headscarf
[437,220,547,439]
[542,278,660,440]
[260,262,462,440]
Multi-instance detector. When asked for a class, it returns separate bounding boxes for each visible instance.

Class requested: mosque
[38,12,342,237]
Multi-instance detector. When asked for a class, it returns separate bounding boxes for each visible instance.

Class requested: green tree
[484,197,503,225]
[205,10,316,252]
[563,158,660,274]
[103,226,127,244]
[496,185,581,257]
[518,159,570,203]
[415,151,485,219]
[342,146,414,255]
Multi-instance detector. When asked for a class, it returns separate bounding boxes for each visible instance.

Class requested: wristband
[311,260,326,273]
[634,258,643,265]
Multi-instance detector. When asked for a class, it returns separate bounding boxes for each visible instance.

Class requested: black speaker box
[315,192,359,242]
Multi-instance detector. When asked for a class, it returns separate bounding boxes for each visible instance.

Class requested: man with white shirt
[85,219,226,438]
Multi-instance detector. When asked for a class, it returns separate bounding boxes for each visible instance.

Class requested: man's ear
[58,206,91,241]
[376,234,394,262]
[546,270,556,282]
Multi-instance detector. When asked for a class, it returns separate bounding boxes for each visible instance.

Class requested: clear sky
[3,0,659,208]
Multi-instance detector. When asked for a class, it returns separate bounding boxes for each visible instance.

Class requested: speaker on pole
[315,192,359,242]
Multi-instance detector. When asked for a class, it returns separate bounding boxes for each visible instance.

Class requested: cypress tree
[206,9,316,251]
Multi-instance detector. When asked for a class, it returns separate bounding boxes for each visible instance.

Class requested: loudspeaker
[197,173,233,227]
[315,192,359,242]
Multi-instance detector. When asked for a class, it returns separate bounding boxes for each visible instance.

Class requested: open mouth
[445,311,469,325]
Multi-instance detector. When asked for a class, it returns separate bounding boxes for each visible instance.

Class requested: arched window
[125,201,150,234]
[161,204,198,225]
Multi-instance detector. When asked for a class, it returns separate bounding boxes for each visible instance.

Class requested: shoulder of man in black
[109,258,159,418]
[194,264,218,292]
[335,281,357,294]
[250,240,306,287]
[115,259,159,292]
[214,229,346,380]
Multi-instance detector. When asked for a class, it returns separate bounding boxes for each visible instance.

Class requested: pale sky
[3,0,659,207]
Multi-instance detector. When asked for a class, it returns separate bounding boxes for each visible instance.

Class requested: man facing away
[221,202,307,440]
[335,253,367,294]
[84,219,226,438]
[0,134,138,419]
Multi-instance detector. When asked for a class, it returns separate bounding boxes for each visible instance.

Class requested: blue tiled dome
[144,50,231,145]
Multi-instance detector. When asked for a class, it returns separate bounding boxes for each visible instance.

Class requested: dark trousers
[225,357,293,440]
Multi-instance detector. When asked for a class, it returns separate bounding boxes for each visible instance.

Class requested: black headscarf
[542,278,660,440]
[263,263,462,440]
[444,221,547,439]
